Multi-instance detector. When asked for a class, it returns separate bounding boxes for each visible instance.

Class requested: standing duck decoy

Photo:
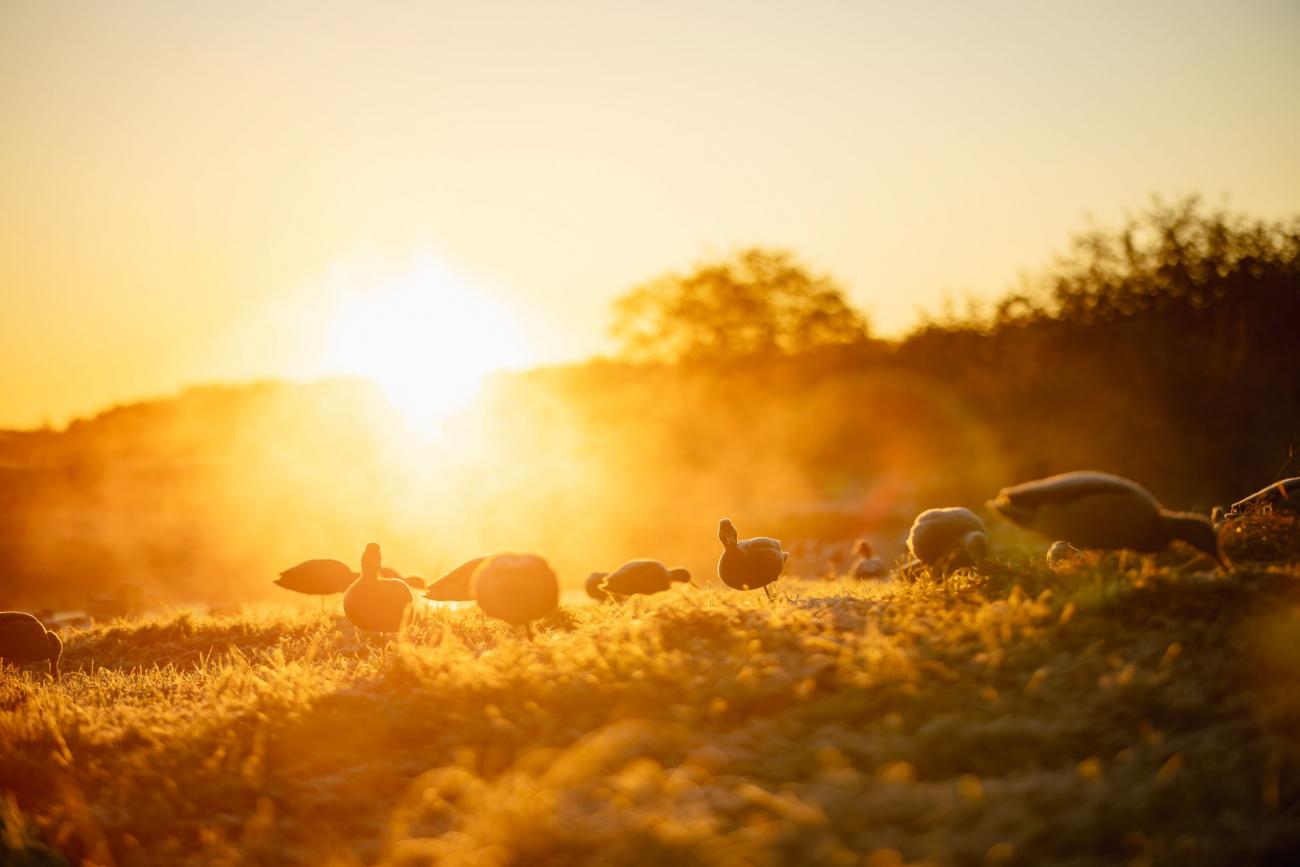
[850,540,888,580]
[274,559,358,607]
[470,553,559,638]
[906,508,988,575]
[424,556,485,602]
[343,543,413,635]
[599,561,691,600]
[717,518,788,600]
[989,471,1227,569]
[0,612,63,680]
[585,572,611,602]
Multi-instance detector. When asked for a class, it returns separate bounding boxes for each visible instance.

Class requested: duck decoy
[424,557,485,602]
[0,612,63,680]
[906,508,988,575]
[585,572,610,602]
[274,559,358,608]
[850,540,888,580]
[989,471,1227,568]
[470,553,559,638]
[717,518,788,600]
[599,561,691,600]
[343,543,413,636]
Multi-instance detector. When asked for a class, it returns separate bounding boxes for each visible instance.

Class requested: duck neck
[361,544,382,581]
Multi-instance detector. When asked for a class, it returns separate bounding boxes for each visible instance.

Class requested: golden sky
[2,0,1298,429]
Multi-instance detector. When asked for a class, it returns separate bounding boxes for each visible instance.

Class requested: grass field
[4,519,1300,866]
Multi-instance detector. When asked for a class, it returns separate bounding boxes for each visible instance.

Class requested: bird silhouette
[850,540,888,580]
[0,612,63,680]
[343,543,413,635]
[717,518,787,600]
[274,559,357,604]
[599,561,691,600]
[989,471,1226,568]
[906,508,988,575]
[471,553,559,638]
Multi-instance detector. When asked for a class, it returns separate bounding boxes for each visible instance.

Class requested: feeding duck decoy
[471,553,559,638]
[989,471,1227,569]
[717,518,788,600]
[343,543,413,635]
[850,540,888,580]
[906,508,988,575]
[274,558,357,600]
[424,556,485,602]
[0,612,63,680]
[599,561,691,600]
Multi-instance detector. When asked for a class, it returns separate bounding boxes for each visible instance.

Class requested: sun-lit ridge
[319,257,533,437]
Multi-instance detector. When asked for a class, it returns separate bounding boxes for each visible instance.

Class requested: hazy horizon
[3,0,1299,428]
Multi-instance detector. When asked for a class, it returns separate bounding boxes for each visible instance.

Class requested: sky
[2,0,1298,429]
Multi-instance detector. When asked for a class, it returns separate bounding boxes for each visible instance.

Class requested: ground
[3,519,1300,866]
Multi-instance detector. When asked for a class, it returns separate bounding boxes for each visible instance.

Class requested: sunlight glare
[320,257,532,437]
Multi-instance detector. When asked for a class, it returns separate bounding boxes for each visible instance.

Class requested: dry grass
[4,525,1300,866]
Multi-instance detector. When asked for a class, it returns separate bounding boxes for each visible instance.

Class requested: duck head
[718,518,739,549]
[669,568,692,584]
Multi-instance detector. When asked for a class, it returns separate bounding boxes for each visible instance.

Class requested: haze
[2,0,1298,429]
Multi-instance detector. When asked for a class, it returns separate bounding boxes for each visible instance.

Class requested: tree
[610,248,869,362]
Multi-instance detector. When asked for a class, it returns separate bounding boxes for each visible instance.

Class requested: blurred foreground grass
[4,525,1300,866]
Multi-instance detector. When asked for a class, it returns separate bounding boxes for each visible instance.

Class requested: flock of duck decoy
[1,471,1295,680]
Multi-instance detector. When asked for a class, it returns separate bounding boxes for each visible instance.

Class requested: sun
[319,257,532,437]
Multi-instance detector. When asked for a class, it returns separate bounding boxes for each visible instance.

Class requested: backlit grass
[3,528,1300,866]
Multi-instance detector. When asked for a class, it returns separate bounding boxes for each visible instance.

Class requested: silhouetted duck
[989,471,1226,568]
[343,543,413,634]
[424,556,485,602]
[274,559,357,596]
[850,540,888,579]
[471,553,559,637]
[906,508,988,574]
[0,612,63,680]
[717,518,787,600]
[600,561,691,599]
